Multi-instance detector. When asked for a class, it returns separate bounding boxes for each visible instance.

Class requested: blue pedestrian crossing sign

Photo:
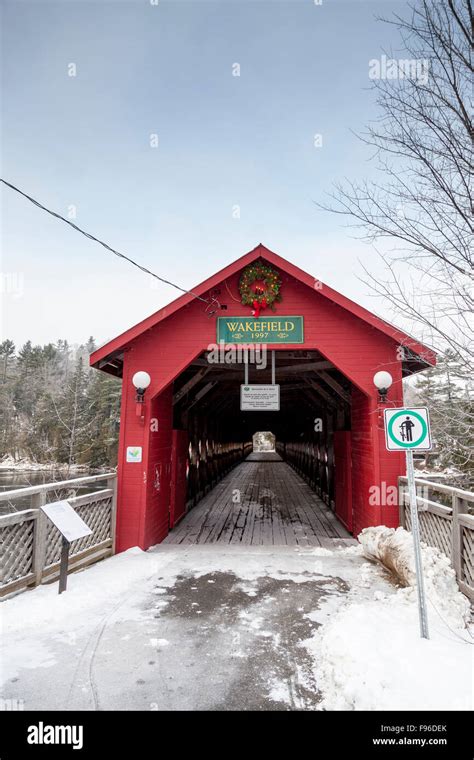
[384,407,432,451]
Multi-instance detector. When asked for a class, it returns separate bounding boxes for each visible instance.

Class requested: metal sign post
[383,407,432,640]
[58,537,71,594]
[41,500,92,595]
[405,449,429,639]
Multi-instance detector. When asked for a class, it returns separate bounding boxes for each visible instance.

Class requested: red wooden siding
[143,387,173,548]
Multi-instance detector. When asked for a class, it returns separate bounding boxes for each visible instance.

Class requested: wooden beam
[304,378,340,407]
[186,381,219,411]
[192,358,236,369]
[267,360,334,375]
[185,360,334,383]
[173,368,210,405]
[277,383,312,391]
[300,385,327,411]
[318,371,351,405]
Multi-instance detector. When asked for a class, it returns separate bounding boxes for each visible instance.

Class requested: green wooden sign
[216,316,304,344]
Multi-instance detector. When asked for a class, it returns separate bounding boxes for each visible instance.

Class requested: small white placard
[240,384,280,411]
[384,407,432,451]
[126,446,142,463]
[41,501,92,542]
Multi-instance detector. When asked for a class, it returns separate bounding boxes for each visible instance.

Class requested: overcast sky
[1,0,410,349]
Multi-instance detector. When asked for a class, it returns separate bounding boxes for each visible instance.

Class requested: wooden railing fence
[0,473,117,597]
[398,476,474,600]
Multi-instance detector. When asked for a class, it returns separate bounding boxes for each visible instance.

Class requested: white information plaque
[41,500,92,542]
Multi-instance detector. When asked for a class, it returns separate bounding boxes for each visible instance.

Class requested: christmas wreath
[239,262,282,317]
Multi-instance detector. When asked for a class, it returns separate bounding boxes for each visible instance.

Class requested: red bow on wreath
[251,298,267,318]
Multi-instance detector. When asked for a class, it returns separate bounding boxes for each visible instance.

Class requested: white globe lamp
[132,371,151,402]
[373,371,393,402]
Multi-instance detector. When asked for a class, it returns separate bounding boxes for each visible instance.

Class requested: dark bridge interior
[172,349,352,512]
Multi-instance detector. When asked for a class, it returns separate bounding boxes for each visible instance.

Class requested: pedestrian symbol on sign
[399,416,415,442]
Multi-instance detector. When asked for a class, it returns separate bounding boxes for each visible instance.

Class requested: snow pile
[358,526,470,629]
[305,590,473,711]
[303,532,473,711]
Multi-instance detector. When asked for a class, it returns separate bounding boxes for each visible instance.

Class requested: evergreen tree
[0,337,121,468]
[0,340,15,382]
[0,341,16,454]
[415,350,473,482]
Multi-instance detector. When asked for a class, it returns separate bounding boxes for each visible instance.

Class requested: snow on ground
[0,546,366,696]
[0,540,472,710]
[305,584,473,711]
[0,547,163,649]
[304,529,473,710]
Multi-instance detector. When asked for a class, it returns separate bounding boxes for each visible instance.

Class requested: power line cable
[0,178,213,306]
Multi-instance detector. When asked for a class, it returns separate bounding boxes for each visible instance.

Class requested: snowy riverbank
[0,455,111,474]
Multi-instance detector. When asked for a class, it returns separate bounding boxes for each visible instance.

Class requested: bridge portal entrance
[90,245,434,552]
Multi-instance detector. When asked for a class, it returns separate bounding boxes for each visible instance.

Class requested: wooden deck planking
[163,457,354,546]
[276,465,313,546]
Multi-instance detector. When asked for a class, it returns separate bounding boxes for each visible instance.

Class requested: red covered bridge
[90,244,435,553]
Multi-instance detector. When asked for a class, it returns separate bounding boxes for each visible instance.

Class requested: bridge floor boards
[163,456,354,547]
